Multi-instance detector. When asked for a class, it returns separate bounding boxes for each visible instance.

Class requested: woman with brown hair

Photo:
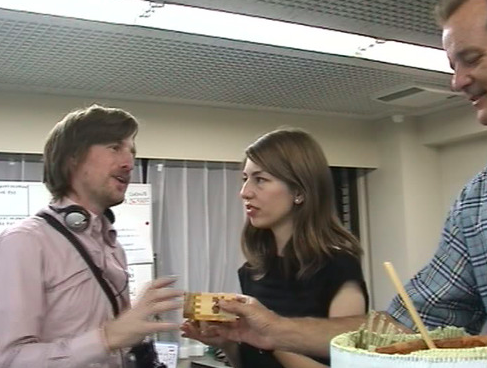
[182,128,368,368]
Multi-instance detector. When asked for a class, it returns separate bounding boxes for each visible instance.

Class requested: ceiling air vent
[373,85,461,107]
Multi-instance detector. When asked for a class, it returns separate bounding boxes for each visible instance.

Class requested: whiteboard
[0,181,154,265]
[127,263,154,302]
[111,185,153,264]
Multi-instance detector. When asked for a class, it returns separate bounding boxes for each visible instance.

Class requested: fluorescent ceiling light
[0,0,452,73]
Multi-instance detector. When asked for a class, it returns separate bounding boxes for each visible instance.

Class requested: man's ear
[68,154,83,175]
[68,155,78,170]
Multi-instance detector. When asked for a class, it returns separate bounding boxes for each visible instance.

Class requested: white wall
[418,105,487,146]
[438,135,487,212]
[0,91,378,168]
[418,105,487,213]
[365,118,443,309]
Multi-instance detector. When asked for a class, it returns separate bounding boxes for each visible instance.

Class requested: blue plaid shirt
[388,168,487,335]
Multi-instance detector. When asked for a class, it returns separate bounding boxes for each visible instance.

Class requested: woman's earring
[294,197,302,204]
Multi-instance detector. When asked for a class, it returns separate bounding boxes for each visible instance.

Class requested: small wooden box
[183,292,238,322]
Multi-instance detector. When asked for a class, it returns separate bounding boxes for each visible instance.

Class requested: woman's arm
[328,281,366,317]
[273,351,329,368]
[272,281,365,368]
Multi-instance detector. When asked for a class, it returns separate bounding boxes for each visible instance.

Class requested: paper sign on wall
[111,185,153,264]
[127,263,154,303]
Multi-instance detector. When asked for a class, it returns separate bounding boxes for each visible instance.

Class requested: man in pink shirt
[0,105,183,367]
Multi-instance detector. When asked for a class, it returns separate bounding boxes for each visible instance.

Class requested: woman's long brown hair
[241,129,361,280]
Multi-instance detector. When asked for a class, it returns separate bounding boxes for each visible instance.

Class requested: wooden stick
[376,335,487,354]
[383,262,436,349]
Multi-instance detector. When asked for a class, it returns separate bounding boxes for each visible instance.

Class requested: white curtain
[148,160,245,293]
[148,160,245,347]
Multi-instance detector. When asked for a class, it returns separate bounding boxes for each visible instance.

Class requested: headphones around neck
[49,205,115,232]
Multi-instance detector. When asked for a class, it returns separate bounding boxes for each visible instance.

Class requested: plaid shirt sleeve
[387,180,487,335]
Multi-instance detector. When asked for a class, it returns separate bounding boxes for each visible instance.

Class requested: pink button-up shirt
[0,199,130,368]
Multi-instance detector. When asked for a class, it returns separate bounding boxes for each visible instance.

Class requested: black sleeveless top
[238,251,369,368]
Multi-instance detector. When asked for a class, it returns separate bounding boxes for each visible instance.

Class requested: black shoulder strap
[37,211,120,316]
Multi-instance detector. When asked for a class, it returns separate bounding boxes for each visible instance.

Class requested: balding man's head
[441,0,487,125]
[435,0,480,25]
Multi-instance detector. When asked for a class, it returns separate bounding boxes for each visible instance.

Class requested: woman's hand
[181,320,230,348]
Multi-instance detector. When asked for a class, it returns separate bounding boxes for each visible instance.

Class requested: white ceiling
[0,1,467,120]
